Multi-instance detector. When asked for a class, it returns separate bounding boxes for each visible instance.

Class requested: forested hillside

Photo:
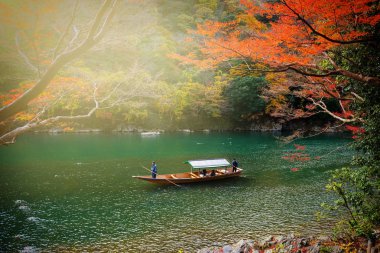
[0,0,348,141]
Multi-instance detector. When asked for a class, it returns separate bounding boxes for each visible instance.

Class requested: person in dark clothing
[151,161,157,178]
[210,170,216,176]
[232,159,238,172]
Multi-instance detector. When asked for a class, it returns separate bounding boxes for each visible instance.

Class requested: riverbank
[35,125,347,134]
[198,233,380,253]
[31,114,346,134]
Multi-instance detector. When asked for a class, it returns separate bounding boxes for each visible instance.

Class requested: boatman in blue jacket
[151,161,157,178]
[232,158,238,172]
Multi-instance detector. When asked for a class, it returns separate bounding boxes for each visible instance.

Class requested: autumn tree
[0,0,119,120]
[174,0,380,241]
[174,0,379,124]
[0,0,122,144]
[0,0,185,143]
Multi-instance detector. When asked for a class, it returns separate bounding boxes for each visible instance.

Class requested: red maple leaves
[281,144,323,172]
[174,0,378,124]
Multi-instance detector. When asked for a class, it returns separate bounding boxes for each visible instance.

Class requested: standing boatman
[232,158,238,172]
[151,161,157,178]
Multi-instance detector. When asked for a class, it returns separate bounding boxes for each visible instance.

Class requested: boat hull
[132,168,243,185]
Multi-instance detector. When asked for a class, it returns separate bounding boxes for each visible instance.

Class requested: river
[0,132,353,252]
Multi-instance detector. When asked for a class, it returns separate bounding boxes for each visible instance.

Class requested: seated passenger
[210,170,216,176]
[201,169,207,177]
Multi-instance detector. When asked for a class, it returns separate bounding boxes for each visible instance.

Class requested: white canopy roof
[186,159,231,169]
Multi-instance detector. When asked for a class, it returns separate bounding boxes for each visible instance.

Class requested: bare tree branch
[15,33,39,73]
[0,68,160,145]
[351,92,365,102]
[210,40,252,70]
[308,97,360,123]
[67,26,80,49]
[94,0,118,42]
[53,0,79,59]
[249,63,380,86]
[0,84,96,144]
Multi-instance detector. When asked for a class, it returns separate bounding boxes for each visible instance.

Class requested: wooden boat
[140,131,160,136]
[132,158,243,185]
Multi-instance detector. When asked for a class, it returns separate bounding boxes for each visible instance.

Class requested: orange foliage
[0,76,92,123]
[0,1,62,69]
[14,112,35,122]
[174,0,379,122]
[0,82,34,106]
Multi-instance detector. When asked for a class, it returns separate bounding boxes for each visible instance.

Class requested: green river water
[0,132,353,252]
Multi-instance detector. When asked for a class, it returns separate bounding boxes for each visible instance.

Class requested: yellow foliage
[14,112,35,122]
[237,14,266,31]
[124,109,148,123]
[229,64,252,77]
[265,95,287,114]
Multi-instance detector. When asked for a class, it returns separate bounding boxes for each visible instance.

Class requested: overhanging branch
[250,64,380,86]
[281,0,377,44]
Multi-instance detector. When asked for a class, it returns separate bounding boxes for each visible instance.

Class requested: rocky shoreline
[198,234,380,253]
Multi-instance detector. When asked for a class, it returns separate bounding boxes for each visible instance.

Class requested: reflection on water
[0,132,352,252]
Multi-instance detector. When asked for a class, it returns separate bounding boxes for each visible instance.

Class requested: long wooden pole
[141,165,181,187]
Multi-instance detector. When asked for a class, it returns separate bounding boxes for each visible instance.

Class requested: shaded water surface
[0,132,353,252]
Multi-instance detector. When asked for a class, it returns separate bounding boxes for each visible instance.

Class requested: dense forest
[0,0,348,138]
[0,0,379,247]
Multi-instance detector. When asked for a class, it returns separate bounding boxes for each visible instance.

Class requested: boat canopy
[186,159,231,169]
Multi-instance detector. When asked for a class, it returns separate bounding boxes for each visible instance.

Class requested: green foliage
[323,42,380,240]
[176,14,195,31]
[325,167,380,238]
[223,76,267,122]
[153,71,232,129]
[123,108,149,125]
[319,246,333,253]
